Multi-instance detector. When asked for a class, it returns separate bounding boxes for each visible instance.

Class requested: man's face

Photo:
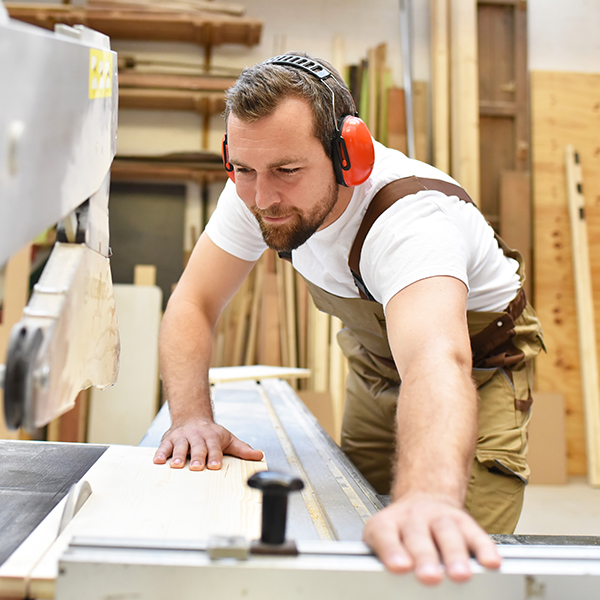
[227,96,350,252]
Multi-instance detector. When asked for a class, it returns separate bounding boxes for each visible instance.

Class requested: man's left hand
[363,493,501,585]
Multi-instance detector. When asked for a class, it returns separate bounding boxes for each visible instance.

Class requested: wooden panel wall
[531,71,600,476]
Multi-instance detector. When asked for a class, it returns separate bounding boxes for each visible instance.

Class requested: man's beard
[251,181,339,253]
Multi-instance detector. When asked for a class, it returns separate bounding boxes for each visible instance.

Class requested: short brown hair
[224,52,356,159]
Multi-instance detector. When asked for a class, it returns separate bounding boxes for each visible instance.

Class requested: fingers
[363,516,413,574]
[430,516,471,582]
[401,520,445,585]
[205,439,224,470]
[225,436,264,462]
[364,498,499,585]
[189,437,208,471]
[461,515,502,570]
[170,438,190,468]
[153,439,173,464]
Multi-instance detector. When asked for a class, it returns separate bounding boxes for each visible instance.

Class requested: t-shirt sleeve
[361,192,470,310]
[204,180,268,261]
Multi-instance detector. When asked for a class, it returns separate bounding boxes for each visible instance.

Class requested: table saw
[2,378,600,600]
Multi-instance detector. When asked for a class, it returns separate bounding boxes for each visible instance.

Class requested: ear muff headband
[222,54,375,187]
[222,133,235,182]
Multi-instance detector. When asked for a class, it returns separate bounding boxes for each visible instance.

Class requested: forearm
[392,355,477,505]
[159,297,217,424]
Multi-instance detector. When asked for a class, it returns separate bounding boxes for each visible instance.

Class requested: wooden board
[4,4,263,47]
[387,87,407,154]
[88,284,162,445]
[0,445,266,599]
[531,71,600,476]
[566,145,600,486]
[500,170,532,301]
[208,365,310,384]
[430,0,450,173]
[450,0,480,204]
[0,245,31,440]
[528,392,568,485]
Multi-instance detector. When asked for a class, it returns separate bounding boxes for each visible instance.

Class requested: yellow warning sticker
[89,49,113,99]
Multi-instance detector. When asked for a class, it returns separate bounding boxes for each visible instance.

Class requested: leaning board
[0,445,266,599]
[531,71,600,476]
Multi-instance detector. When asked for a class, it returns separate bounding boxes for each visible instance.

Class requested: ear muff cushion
[332,116,375,187]
[221,134,235,182]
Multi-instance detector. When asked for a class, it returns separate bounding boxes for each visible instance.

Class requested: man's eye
[235,167,251,175]
[279,168,300,175]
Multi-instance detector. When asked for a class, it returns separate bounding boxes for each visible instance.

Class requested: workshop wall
[527,0,600,477]
[528,0,600,73]
[114,0,431,157]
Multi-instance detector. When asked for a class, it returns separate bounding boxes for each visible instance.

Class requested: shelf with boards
[5,3,262,47]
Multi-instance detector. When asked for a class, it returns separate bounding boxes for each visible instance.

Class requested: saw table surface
[3,379,600,600]
[0,379,382,599]
[0,442,106,567]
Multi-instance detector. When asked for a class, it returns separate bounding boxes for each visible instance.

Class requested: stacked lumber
[347,44,429,163]
[111,152,227,184]
[118,72,234,115]
[210,250,349,442]
[87,0,247,17]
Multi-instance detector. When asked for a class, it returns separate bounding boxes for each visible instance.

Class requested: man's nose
[254,174,279,210]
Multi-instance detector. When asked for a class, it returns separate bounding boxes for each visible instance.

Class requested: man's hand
[153,418,264,470]
[363,493,501,585]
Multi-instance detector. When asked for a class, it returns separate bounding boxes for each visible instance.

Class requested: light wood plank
[133,264,157,286]
[0,245,31,440]
[328,316,347,444]
[566,145,600,486]
[387,87,407,154]
[257,252,281,366]
[450,0,480,204]
[88,284,162,445]
[500,170,532,300]
[208,365,310,384]
[283,260,298,371]
[430,0,450,172]
[9,446,266,599]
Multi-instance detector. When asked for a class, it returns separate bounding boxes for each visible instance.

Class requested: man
[153,53,544,585]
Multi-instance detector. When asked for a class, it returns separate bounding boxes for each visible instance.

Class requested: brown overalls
[286,176,545,534]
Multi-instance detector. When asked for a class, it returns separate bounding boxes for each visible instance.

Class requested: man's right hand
[153,419,264,470]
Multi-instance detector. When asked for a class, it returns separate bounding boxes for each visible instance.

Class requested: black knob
[247,471,304,545]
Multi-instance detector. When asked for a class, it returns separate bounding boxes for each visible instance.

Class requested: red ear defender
[222,133,235,182]
[332,116,375,187]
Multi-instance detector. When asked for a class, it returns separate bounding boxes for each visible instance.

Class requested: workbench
[2,379,600,600]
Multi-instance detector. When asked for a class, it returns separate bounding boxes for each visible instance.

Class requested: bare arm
[362,276,500,584]
[154,232,263,470]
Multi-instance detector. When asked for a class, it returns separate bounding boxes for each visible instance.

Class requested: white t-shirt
[205,141,521,313]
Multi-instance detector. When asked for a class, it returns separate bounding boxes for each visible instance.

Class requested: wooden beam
[119,89,225,114]
[430,0,450,173]
[110,159,228,185]
[566,145,600,486]
[118,72,237,92]
[0,245,31,441]
[499,170,531,300]
[450,0,480,204]
[4,4,263,47]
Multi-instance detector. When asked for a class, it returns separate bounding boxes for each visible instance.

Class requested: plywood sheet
[0,245,31,440]
[531,71,600,476]
[528,391,568,485]
[0,445,266,599]
[88,284,162,445]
